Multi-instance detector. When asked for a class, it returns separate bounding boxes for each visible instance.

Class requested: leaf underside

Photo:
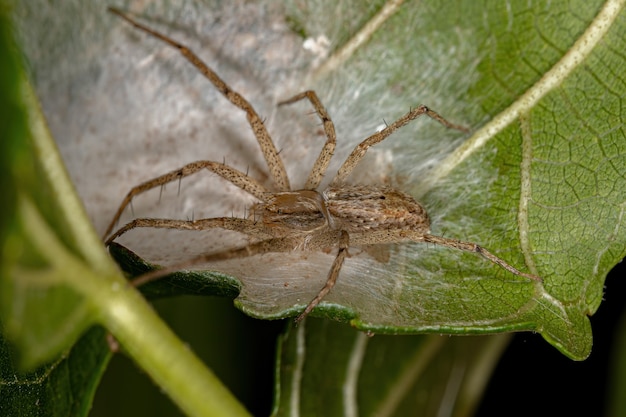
[5,3,625,391]
[106,1,625,360]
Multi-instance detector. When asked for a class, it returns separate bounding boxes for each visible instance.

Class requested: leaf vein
[417,0,626,193]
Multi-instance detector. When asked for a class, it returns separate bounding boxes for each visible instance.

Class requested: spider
[105,8,541,323]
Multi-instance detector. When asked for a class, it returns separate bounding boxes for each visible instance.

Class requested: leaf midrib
[414,0,625,197]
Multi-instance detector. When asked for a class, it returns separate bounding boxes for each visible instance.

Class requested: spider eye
[379,195,386,200]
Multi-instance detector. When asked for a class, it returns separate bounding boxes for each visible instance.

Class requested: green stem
[20,195,251,417]
[19,73,251,416]
[98,273,252,417]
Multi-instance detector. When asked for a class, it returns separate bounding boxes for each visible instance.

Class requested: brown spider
[105,8,541,323]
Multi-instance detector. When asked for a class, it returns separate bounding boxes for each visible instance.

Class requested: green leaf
[272,318,510,417]
[13,0,624,383]
[108,242,241,299]
[0,1,105,371]
[0,326,112,417]
[278,0,625,360]
[0,6,112,414]
[8,0,626,415]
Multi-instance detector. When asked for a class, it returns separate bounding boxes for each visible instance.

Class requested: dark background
[479,259,625,416]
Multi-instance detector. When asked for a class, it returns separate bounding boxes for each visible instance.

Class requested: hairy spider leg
[420,234,541,281]
[107,7,289,214]
[129,228,345,288]
[278,91,337,190]
[105,217,272,246]
[331,105,469,186]
[127,226,351,323]
[345,229,541,281]
[295,230,350,323]
[103,161,269,240]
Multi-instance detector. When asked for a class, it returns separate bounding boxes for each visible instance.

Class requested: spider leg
[348,230,541,281]
[130,233,307,288]
[294,230,349,323]
[420,234,541,281]
[103,161,269,240]
[108,8,290,191]
[331,106,468,186]
[106,217,272,246]
[279,91,337,190]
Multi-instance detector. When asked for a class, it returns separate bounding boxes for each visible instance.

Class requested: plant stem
[19,76,251,416]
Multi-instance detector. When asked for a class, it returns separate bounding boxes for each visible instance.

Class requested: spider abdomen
[324,185,431,233]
